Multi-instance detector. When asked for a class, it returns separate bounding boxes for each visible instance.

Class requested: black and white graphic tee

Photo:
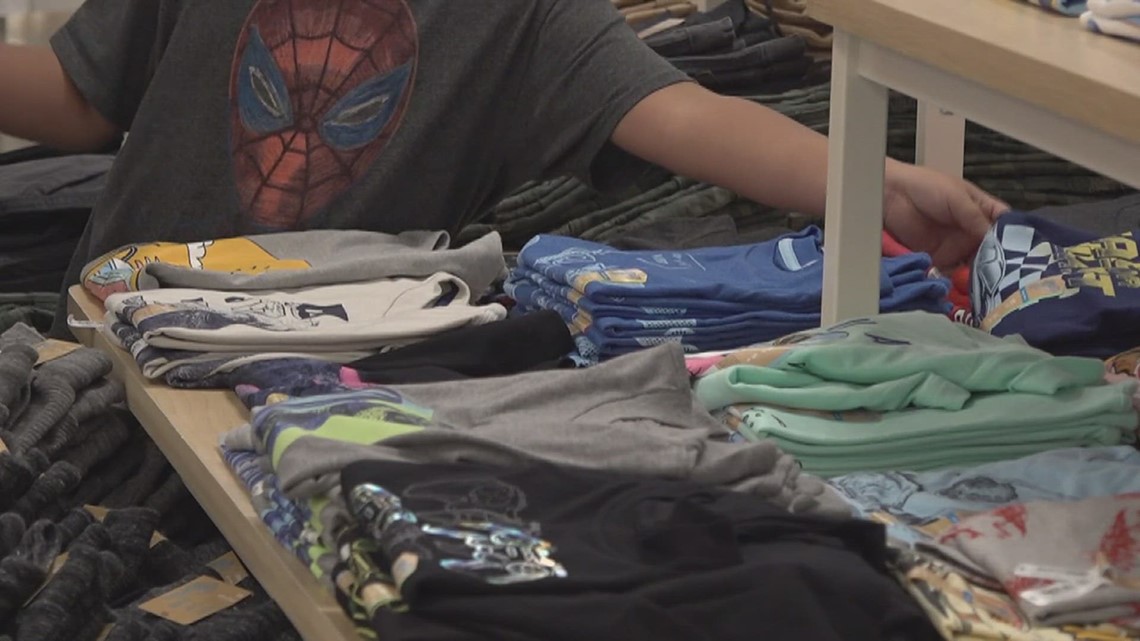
[340,460,941,641]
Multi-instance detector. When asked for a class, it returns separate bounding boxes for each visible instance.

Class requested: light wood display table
[67,286,359,641]
[805,0,1140,324]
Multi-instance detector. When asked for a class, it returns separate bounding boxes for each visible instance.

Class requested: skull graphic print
[230,0,418,229]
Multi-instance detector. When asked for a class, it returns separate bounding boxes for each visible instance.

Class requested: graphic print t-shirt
[971,211,1140,357]
[49,0,689,325]
[338,459,940,641]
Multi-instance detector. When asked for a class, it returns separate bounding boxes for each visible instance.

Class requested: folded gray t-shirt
[222,344,849,518]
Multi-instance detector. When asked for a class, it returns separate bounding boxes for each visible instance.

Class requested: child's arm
[614,82,832,218]
[612,82,1007,267]
[0,44,119,151]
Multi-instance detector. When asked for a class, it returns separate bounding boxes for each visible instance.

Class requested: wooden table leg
[916,102,966,178]
[821,29,889,325]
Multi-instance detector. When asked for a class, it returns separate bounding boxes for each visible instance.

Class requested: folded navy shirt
[972,210,1140,357]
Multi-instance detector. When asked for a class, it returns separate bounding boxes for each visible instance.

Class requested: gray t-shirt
[50,0,688,328]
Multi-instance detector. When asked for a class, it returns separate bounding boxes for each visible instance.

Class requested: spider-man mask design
[229,0,418,229]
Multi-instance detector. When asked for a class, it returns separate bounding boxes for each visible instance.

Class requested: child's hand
[883,162,1009,269]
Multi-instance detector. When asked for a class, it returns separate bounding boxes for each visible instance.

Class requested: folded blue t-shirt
[518,228,949,314]
[829,445,1140,545]
[507,274,800,331]
[515,265,781,317]
[972,211,1140,357]
[514,262,949,321]
[572,329,767,361]
[519,227,894,311]
[507,276,805,357]
[506,275,789,347]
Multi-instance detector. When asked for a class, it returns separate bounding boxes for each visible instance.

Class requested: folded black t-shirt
[347,310,574,384]
[339,460,939,641]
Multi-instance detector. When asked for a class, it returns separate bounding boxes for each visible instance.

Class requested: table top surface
[67,286,359,641]
[0,0,82,16]
[806,0,1140,146]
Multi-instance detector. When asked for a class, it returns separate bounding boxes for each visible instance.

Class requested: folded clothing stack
[214,344,952,641]
[693,312,1138,477]
[0,323,299,640]
[614,0,697,26]
[505,229,951,362]
[83,230,510,387]
[217,345,851,598]
[640,0,815,93]
[1081,0,1140,41]
[921,494,1140,629]
[893,549,1139,641]
[745,0,833,60]
[0,292,57,336]
[972,210,1140,357]
[221,344,846,516]
[829,445,1140,547]
[0,154,112,294]
[882,231,973,325]
[327,458,939,641]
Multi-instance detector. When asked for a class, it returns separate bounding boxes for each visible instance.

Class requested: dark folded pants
[669,34,806,74]
[689,56,812,92]
[645,16,737,56]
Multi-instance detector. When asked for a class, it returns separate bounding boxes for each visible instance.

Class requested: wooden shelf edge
[805,0,1140,145]
[67,286,359,641]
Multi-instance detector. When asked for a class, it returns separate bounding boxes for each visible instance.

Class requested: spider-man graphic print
[230,0,418,229]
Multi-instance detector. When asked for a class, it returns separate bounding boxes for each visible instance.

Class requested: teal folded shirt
[698,367,974,412]
[695,311,1107,412]
[718,380,1138,477]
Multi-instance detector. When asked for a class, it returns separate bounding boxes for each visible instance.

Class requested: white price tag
[1020,578,1103,607]
[1013,563,1090,583]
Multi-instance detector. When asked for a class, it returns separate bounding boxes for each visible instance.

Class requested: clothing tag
[1020,577,1103,607]
[867,512,900,526]
[916,517,959,539]
[207,552,249,585]
[84,505,110,522]
[33,339,82,366]
[1014,563,1092,584]
[24,552,69,606]
[138,576,252,625]
[66,314,103,330]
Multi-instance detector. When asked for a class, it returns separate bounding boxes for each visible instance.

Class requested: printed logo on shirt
[349,478,568,587]
[974,223,1140,330]
[338,538,408,616]
[635,252,707,271]
[1096,509,1140,573]
[229,0,419,229]
[1058,234,1140,297]
[571,269,649,292]
[82,238,310,300]
[119,294,350,334]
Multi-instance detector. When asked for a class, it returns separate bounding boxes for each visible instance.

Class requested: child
[0,0,1006,336]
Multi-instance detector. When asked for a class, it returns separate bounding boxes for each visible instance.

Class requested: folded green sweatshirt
[695,311,1107,412]
[719,380,1138,477]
